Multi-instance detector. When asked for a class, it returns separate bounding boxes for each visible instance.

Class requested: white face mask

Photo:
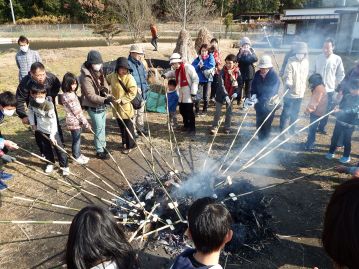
[35,97,46,104]
[2,109,15,117]
[20,45,29,53]
[92,64,102,71]
[296,54,305,61]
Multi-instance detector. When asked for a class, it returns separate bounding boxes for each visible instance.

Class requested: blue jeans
[71,129,82,159]
[87,108,107,153]
[279,98,302,133]
[305,113,320,149]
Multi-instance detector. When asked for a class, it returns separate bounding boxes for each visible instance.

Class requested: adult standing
[192,44,215,115]
[250,55,280,141]
[237,37,258,107]
[163,53,199,135]
[127,44,148,136]
[310,38,345,134]
[16,62,64,145]
[15,35,42,82]
[107,57,137,154]
[80,50,113,160]
[279,42,309,134]
[150,24,158,51]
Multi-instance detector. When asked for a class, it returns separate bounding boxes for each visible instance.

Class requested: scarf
[175,63,189,87]
[223,66,239,96]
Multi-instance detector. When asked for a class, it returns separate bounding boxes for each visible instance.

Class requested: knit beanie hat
[87,50,103,64]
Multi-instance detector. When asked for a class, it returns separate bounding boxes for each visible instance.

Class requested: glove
[1,154,16,163]
[225,96,231,105]
[249,94,258,104]
[191,94,197,102]
[104,95,115,105]
[231,93,238,99]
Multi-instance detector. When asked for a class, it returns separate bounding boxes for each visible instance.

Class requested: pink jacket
[61,92,89,130]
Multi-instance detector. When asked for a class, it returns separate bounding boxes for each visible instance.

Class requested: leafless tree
[108,0,155,41]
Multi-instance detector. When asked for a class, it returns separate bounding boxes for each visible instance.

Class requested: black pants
[318,92,334,132]
[116,118,135,149]
[239,79,252,101]
[35,131,68,167]
[195,82,209,113]
[179,103,195,131]
[151,37,158,50]
[329,121,355,157]
[256,109,275,141]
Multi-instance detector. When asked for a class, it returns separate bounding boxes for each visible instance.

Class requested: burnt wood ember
[112,172,275,257]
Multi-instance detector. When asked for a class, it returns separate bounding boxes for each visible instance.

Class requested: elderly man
[310,38,345,134]
[127,44,149,136]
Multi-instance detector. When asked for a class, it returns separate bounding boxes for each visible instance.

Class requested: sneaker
[325,153,335,160]
[339,156,351,164]
[96,152,109,160]
[62,167,70,176]
[0,180,8,191]
[0,170,13,181]
[82,155,90,162]
[45,164,54,174]
[210,127,217,135]
[75,155,89,165]
[122,146,137,155]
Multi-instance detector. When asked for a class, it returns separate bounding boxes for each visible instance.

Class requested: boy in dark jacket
[210,54,243,134]
[170,197,233,269]
[237,37,258,106]
[325,78,359,163]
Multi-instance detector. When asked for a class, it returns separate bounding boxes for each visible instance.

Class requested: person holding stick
[250,55,281,141]
[61,72,92,164]
[106,57,137,154]
[0,91,18,191]
[325,78,359,163]
[28,84,69,175]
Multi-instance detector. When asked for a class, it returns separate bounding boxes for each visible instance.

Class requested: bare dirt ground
[0,41,358,268]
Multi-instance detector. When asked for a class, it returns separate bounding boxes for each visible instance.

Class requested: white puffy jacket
[284,56,309,98]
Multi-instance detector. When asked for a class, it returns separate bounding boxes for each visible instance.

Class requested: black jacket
[236,48,258,81]
[16,72,61,119]
[337,93,359,126]
[215,69,243,103]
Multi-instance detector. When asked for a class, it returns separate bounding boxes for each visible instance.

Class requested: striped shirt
[15,49,42,81]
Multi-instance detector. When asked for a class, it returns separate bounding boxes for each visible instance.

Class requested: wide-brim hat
[169,53,182,64]
[129,44,144,54]
[115,57,132,72]
[258,55,273,68]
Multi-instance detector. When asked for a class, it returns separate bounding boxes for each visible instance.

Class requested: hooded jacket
[284,56,309,98]
[164,64,199,103]
[170,249,223,269]
[79,65,110,108]
[128,56,149,99]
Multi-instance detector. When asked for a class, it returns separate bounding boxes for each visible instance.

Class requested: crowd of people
[0,32,358,268]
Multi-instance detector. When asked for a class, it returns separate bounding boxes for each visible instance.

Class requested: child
[209,38,222,102]
[0,91,18,190]
[170,197,233,269]
[66,205,138,269]
[61,72,91,164]
[167,79,179,128]
[303,73,328,151]
[210,54,243,135]
[28,84,70,175]
[325,78,359,163]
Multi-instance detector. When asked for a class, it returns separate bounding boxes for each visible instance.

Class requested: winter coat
[61,91,90,130]
[164,64,199,103]
[251,68,280,114]
[192,54,216,83]
[310,53,345,92]
[306,84,328,117]
[28,98,58,137]
[170,248,223,269]
[79,65,110,108]
[106,72,137,119]
[279,49,295,77]
[215,68,243,103]
[16,72,61,119]
[128,56,149,100]
[237,47,258,81]
[15,49,41,81]
[284,56,309,99]
[167,90,179,113]
[336,92,359,126]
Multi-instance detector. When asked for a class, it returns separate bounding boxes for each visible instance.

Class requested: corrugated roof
[281,14,339,21]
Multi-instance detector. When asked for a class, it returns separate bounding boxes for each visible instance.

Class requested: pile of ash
[111,171,275,257]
